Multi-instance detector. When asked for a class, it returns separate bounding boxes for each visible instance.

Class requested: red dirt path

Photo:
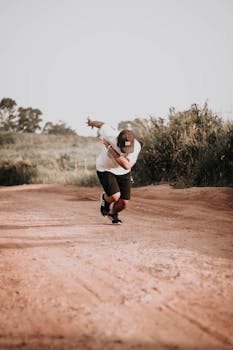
[0,184,233,350]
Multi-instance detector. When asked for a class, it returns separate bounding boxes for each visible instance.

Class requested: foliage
[0,160,37,186]
[74,171,100,187]
[132,103,233,187]
[0,98,17,131]
[0,132,15,146]
[0,97,76,136]
[0,97,43,133]
[17,107,42,133]
[0,98,17,110]
[0,133,101,186]
[42,121,77,135]
[1,97,232,188]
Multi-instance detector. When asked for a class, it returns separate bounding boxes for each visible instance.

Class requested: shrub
[42,121,77,135]
[0,132,15,146]
[0,133,101,186]
[0,160,37,186]
[133,103,233,187]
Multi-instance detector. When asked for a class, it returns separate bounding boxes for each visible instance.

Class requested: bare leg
[112,198,128,214]
[103,191,129,220]
[103,192,128,214]
[104,192,120,204]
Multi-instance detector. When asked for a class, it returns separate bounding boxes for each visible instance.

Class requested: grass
[0,133,101,186]
[3,103,232,188]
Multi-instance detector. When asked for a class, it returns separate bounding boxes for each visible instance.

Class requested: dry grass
[0,133,101,186]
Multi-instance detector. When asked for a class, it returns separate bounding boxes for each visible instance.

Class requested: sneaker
[100,193,110,216]
[108,213,122,225]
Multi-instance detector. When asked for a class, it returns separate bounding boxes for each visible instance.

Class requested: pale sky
[0,0,233,135]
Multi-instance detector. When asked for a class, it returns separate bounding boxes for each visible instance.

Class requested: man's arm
[87,118,135,170]
[101,138,135,171]
[86,117,104,129]
[109,146,135,170]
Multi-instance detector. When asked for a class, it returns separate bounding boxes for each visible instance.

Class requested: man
[87,117,141,224]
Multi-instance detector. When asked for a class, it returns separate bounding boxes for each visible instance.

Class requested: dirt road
[0,184,233,350]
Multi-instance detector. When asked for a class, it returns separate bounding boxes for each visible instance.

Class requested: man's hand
[86,118,104,129]
[86,117,94,128]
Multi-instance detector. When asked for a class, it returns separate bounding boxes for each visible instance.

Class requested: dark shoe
[108,213,122,225]
[100,193,110,216]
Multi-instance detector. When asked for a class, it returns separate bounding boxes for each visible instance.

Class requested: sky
[0,0,233,135]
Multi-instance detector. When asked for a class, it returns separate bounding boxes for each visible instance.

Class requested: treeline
[127,103,233,187]
[0,97,76,135]
[1,97,233,187]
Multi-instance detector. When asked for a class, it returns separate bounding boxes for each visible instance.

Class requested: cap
[117,130,135,153]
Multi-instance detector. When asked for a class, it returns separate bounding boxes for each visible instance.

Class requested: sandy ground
[0,184,233,350]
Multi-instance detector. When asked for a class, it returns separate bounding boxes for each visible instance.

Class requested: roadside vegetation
[130,103,233,187]
[0,97,232,187]
[0,132,101,186]
[0,97,101,186]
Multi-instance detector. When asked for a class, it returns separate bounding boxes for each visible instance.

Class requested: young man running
[87,118,141,224]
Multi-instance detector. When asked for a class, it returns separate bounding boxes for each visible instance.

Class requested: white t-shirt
[96,124,141,175]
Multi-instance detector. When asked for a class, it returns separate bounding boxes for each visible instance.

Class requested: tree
[0,98,17,131]
[0,98,16,110]
[42,121,76,135]
[17,107,43,133]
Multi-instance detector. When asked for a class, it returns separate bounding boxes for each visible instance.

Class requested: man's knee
[110,192,121,202]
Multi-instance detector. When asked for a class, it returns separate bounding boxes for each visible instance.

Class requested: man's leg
[97,171,120,216]
[104,192,128,213]
[96,171,131,224]
[100,192,120,216]
[110,197,128,214]
[104,192,120,204]
[100,192,124,225]
[109,172,131,221]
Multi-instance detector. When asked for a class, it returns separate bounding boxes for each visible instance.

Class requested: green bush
[133,104,233,187]
[0,160,37,186]
[190,125,233,186]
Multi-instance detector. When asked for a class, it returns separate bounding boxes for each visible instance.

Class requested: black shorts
[97,171,131,200]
